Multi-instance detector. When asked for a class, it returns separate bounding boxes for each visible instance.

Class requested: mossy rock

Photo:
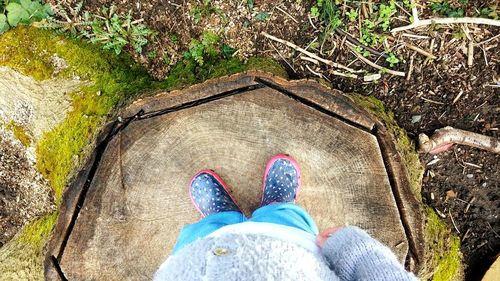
[0,26,287,280]
[349,94,463,281]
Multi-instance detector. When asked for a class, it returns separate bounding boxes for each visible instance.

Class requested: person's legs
[253,154,318,234]
[172,169,244,254]
[249,203,318,235]
[172,211,246,254]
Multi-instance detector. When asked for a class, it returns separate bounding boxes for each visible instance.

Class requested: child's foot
[261,154,301,206]
[189,170,242,217]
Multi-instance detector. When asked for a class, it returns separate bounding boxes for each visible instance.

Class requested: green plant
[354,45,370,57]
[378,0,396,31]
[170,34,178,44]
[0,0,53,34]
[360,19,382,47]
[184,31,221,65]
[430,1,465,17]
[147,50,157,59]
[41,3,154,55]
[310,6,320,17]
[222,43,236,57]
[163,53,172,65]
[319,0,343,33]
[255,11,270,21]
[385,52,400,67]
[81,6,154,54]
[346,8,358,22]
[190,0,226,24]
[477,5,498,19]
[247,0,254,11]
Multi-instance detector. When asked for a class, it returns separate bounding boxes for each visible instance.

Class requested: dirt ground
[18,0,500,279]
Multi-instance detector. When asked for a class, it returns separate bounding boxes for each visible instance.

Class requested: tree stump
[45,71,424,280]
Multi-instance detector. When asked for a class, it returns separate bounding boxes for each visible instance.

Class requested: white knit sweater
[154,225,418,280]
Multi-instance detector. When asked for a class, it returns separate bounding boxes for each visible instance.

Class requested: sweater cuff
[322,226,415,281]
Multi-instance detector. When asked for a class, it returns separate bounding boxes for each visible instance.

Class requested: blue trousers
[172,203,319,254]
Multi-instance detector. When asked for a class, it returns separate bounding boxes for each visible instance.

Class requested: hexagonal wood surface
[45,72,423,281]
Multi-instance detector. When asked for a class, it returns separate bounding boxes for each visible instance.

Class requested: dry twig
[392,17,500,33]
[269,42,296,73]
[262,32,361,73]
[347,42,406,76]
[306,64,323,78]
[300,56,319,65]
[336,29,386,57]
[406,54,415,81]
[276,6,299,24]
[386,35,437,59]
[419,126,500,154]
[449,210,460,234]
[467,40,474,67]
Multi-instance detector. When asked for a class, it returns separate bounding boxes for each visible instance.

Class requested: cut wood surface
[47,72,423,280]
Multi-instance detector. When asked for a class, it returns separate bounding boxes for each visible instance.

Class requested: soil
[30,0,500,279]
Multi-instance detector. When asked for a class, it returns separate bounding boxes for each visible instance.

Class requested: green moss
[155,56,287,91]
[0,26,152,203]
[17,211,58,248]
[245,57,289,78]
[423,207,463,281]
[349,94,462,280]
[0,26,155,280]
[349,94,424,199]
[6,121,32,147]
[0,27,286,279]
[0,29,54,80]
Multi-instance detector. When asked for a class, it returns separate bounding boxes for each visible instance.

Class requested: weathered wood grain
[56,86,412,280]
[46,72,425,280]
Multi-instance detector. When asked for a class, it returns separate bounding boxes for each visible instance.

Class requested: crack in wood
[254,77,375,134]
[51,76,421,276]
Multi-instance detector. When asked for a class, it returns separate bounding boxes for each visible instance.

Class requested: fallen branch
[391,17,500,33]
[261,32,362,73]
[418,126,500,154]
[346,42,406,77]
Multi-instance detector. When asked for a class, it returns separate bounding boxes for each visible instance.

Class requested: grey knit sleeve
[321,226,418,281]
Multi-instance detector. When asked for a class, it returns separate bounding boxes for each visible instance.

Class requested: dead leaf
[446,189,457,201]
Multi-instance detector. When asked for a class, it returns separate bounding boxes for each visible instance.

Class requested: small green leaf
[6,2,30,27]
[0,14,10,34]
[310,6,319,17]
[255,11,270,21]
[222,44,236,57]
[20,0,32,10]
[247,0,254,11]
[43,3,54,16]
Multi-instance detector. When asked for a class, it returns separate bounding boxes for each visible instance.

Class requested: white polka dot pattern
[190,173,239,217]
[261,159,299,206]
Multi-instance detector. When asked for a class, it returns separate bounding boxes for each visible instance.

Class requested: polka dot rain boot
[261,154,301,206]
[189,170,242,217]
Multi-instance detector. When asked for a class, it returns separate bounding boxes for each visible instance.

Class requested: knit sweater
[154,225,418,280]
